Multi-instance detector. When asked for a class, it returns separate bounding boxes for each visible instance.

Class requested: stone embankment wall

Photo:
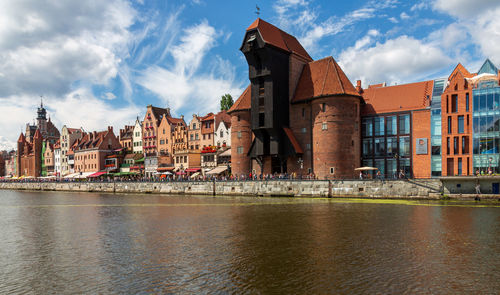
[0,179,444,199]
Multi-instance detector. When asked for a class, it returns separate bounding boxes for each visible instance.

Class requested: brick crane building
[229,18,362,179]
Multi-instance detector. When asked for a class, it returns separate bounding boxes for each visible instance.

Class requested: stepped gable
[292,57,361,103]
[361,80,434,115]
[228,85,251,114]
[246,18,312,62]
[151,106,171,126]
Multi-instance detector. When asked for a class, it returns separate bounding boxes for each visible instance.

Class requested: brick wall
[412,109,431,178]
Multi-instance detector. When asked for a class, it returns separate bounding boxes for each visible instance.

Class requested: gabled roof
[478,58,498,75]
[228,85,251,114]
[246,18,312,61]
[167,116,185,125]
[292,57,361,103]
[67,128,80,134]
[201,113,214,121]
[215,111,232,130]
[18,132,26,143]
[150,106,170,120]
[448,63,474,80]
[362,80,433,115]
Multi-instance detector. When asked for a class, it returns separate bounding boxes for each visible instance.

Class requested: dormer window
[247,34,256,43]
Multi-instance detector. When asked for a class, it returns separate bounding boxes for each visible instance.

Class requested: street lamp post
[297,157,303,179]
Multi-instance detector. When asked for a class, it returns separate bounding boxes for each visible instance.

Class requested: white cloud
[104,92,117,100]
[388,17,398,23]
[0,88,140,150]
[339,35,451,86]
[137,21,243,116]
[273,0,399,55]
[400,12,410,19]
[0,0,135,98]
[433,0,500,18]
[0,0,138,148]
[0,136,16,151]
[411,2,429,11]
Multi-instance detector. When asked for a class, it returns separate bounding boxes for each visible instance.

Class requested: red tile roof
[246,18,312,62]
[67,128,80,134]
[361,80,433,115]
[292,57,360,103]
[215,111,232,129]
[228,85,251,114]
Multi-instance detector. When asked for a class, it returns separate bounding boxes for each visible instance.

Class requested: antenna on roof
[40,95,43,108]
[255,4,260,16]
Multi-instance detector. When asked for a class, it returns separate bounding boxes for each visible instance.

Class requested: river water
[0,191,499,294]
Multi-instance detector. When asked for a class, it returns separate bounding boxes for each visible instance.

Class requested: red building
[229,18,362,179]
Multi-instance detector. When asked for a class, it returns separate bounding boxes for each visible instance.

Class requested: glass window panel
[386,116,397,135]
[399,114,410,134]
[386,159,397,179]
[486,115,494,132]
[362,139,373,157]
[495,117,500,132]
[474,95,479,112]
[487,93,493,110]
[399,158,411,177]
[374,138,385,156]
[473,117,479,133]
[374,159,385,176]
[473,138,480,154]
[480,94,487,111]
[458,116,464,133]
[386,137,397,157]
[399,136,410,156]
[362,118,373,137]
[480,117,487,133]
[494,93,499,110]
[374,117,384,136]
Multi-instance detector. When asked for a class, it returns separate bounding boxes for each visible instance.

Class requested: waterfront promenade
[0,178,446,199]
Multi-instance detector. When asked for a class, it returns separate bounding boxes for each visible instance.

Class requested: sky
[1,0,500,150]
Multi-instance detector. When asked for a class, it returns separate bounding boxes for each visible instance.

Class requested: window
[237,131,242,138]
[306,143,311,150]
[466,93,469,112]
[448,116,452,134]
[301,127,306,133]
[386,116,397,135]
[462,136,469,154]
[399,136,410,156]
[160,139,165,145]
[362,139,373,157]
[330,167,335,174]
[454,137,459,155]
[237,146,243,154]
[451,94,458,112]
[190,134,193,141]
[203,134,206,140]
[302,108,305,117]
[399,115,410,134]
[163,129,165,134]
[458,116,464,133]
[386,137,397,156]
[362,118,373,137]
[195,134,199,140]
[458,158,462,175]
[220,130,223,138]
[322,122,328,130]
[374,117,384,136]
[237,115,240,122]
[322,103,326,112]
[374,138,385,156]
[259,113,265,127]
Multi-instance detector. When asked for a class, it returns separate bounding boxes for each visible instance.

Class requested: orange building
[441,64,474,176]
[119,125,134,152]
[200,113,215,149]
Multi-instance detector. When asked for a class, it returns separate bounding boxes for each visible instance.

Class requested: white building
[214,119,231,148]
[132,117,143,154]
[54,143,61,176]
[60,126,83,175]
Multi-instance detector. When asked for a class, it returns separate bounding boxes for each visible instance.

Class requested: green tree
[220,94,234,111]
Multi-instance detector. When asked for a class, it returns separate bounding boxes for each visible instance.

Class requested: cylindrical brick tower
[312,96,361,179]
[230,110,252,177]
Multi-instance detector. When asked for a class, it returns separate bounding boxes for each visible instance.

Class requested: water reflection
[0,191,499,293]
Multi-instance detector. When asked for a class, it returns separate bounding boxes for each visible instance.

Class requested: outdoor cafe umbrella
[354,167,378,171]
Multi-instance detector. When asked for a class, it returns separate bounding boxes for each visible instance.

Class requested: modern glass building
[472,60,500,173]
[430,79,446,177]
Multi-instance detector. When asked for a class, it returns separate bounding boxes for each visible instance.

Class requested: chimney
[356,80,362,94]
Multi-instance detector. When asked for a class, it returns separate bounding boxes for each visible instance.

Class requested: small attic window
[247,34,256,43]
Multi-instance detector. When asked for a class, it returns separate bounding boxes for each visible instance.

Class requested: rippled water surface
[0,191,499,294]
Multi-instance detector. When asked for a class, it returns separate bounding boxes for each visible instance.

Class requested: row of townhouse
[13,101,232,178]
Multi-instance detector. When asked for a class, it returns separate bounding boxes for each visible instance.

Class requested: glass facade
[472,81,500,173]
[431,78,446,177]
[362,113,412,178]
